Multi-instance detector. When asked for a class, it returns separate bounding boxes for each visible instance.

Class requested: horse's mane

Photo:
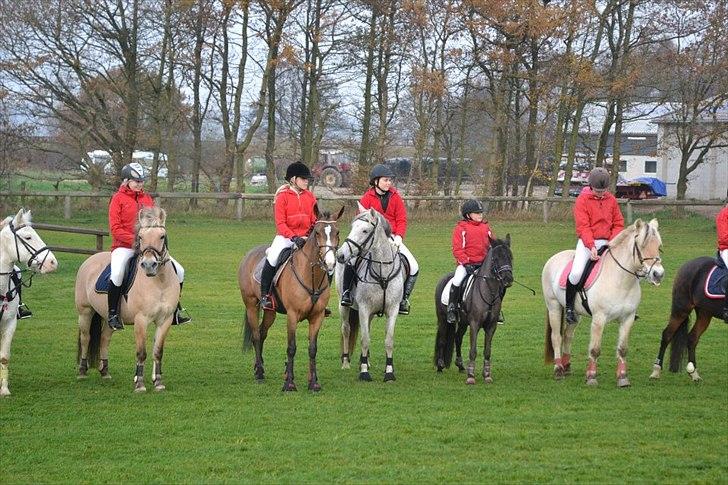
[354,209,392,237]
[135,206,166,234]
[0,216,10,228]
[609,219,660,250]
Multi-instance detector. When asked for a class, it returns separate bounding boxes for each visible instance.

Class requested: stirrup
[446,304,458,324]
[340,290,353,307]
[565,307,578,325]
[17,303,32,320]
[173,307,192,325]
[398,299,410,315]
[260,294,275,311]
[108,313,124,331]
[497,311,505,325]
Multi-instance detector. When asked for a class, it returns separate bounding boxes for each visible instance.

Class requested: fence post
[96,234,104,252]
[157,196,164,207]
[626,201,633,224]
[20,181,26,206]
[64,195,72,220]
[543,201,550,223]
[236,197,243,221]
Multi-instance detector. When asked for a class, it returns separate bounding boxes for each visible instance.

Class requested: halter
[135,224,170,266]
[608,233,662,279]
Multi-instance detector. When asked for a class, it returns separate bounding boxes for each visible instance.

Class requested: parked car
[250,173,267,186]
[81,150,168,178]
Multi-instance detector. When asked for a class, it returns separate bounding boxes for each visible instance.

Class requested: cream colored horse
[0,209,58,396]
[75,206,180,392]
[542,218,664,387]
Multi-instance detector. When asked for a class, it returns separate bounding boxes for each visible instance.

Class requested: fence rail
[32,222,108,255]
[2,190,724,224]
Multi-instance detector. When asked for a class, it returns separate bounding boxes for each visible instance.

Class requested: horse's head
[135,206,169,277]
[484,234,513,288]
[308,204,344,273]
[1,208,58,274]
[336,207,384,265]
[633,218,664,285]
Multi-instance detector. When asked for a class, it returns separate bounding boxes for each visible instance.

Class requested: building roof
[580,102,672,135]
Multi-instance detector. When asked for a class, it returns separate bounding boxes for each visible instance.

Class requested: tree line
[1,0,726,199]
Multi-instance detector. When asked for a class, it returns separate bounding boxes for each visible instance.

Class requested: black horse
[433,236,513,384]
[650,256,727,382]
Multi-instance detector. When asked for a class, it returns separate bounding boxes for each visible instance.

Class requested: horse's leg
[358,309,373,381]
[547,307,566,380]
[307,313,324,392]
[245,304,265,381]
[650,309,691,379]
[383,310,397,382]
[686,309,712,382]
[133,316,148,392]
[482,321,496,384]
[561,321,577,376]
[151,318,173,391]
[455,321,467,372]
[99,324,113,379]
[77,311,92,379]
[615,313,637,388]
[340,306,351,369]
[465,320,478,385]
[0,318,17,396]
[585,316,606,386]
[282,314,298,392]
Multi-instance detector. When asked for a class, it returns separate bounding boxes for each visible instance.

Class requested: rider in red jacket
[716,203,728,322]
[107,163,189,330]
[565,167,624,324]
[447,199,497,324]
[260,161,318,311]
[340,164,419,315]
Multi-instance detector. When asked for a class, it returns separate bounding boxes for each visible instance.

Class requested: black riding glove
[292,236,306,248]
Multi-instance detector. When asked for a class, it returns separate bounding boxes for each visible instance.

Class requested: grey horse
[336,207,405,381]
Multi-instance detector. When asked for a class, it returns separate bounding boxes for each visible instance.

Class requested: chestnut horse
[650,256,726,382]
[75,206,180,392]
[238,206,343,392]
[542,218,664,387]
[0,209,58,396]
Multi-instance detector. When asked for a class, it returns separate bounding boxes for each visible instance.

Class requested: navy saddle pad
[95,254,140,295]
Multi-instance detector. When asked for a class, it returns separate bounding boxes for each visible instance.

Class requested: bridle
[608,232,662,279]
[135,225,170,266]
[289,219,339,305]
[471,243,513,307]
[340,215,378,260]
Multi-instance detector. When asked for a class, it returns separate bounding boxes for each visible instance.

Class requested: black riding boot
[260,261,276,311]
[565,280,578,325]
[107,282,124,331]
[497,287,507,325]
[11,271,32,319]
[723,281,728,324]
[399,272,418,315]
[446,284,461,324]
[340,264,355,307]
[173,282,191,325]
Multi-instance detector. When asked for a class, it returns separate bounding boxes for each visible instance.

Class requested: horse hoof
[341,361,350,370]
[384,372,396,382]
[154,383,166,392]
[282,382,297,392]
[554,365,566,380]
[0,388,10,397]
[689,373,702,383]
[484,376,493,384]
[77,374,88,380]
[436,367,443,373]
[134,385,147,393]
[465,376,476,385]
[649,365,661,379]
[308,382,321,392]
[359,372,372,382]
[563,363,572,376]
[586,377,598,387]
[102,374,112,380]
[617,375,631,388]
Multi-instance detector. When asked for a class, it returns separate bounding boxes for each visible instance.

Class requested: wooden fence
[32,222,108,255]
[3,190,724,224]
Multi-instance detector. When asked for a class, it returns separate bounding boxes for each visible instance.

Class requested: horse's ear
[649,218,659,230]
[158,207,167,226]
[357,202,366,214]
[633,218,643,230]
[314,203,321,220]
[505,233,511,247]
[13,208,24,226]
[335,205,345,221]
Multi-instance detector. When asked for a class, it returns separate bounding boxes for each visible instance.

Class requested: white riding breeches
[721,249,728,268]
[267,235,295,266]
[452,265,468,287]
[110,247,184,286]
[568,238,608,285]
[395,239,418,275]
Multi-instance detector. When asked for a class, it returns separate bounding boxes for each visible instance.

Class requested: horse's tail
[242,311,253,352]
[544,309,561,364]
[77,312,103,368]
[344,309,360,356]
[668,314,690,373]
[441,319,457,368]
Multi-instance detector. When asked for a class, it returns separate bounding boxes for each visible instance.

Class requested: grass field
[2,208,727,483]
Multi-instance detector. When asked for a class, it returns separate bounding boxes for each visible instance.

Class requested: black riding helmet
[588,167,610,190]
[285,161,312,181]
[369,163,395,186]
[121,162,146,182]
[461,199,484,219]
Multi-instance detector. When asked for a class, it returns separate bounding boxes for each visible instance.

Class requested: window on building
[618,160,627,172]
[644,160,657,173]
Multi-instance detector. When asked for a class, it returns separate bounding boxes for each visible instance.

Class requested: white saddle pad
[440,275,474,306]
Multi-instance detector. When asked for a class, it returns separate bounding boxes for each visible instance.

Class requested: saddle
[558,246,608,291]
[440,271,477,306]
[94,254,140,297]
[253,247,294,314]
[704,256,727,299]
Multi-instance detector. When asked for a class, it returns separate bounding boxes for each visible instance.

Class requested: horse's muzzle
[141,259,160,276]
[648,266,664,286]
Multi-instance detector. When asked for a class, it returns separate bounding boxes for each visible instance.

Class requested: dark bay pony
[238,206,343,391]
[433,236,513,385]
[76,206,180,392]
[650,256,726,382]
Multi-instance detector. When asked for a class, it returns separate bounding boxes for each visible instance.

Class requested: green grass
[2,210,727,483]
